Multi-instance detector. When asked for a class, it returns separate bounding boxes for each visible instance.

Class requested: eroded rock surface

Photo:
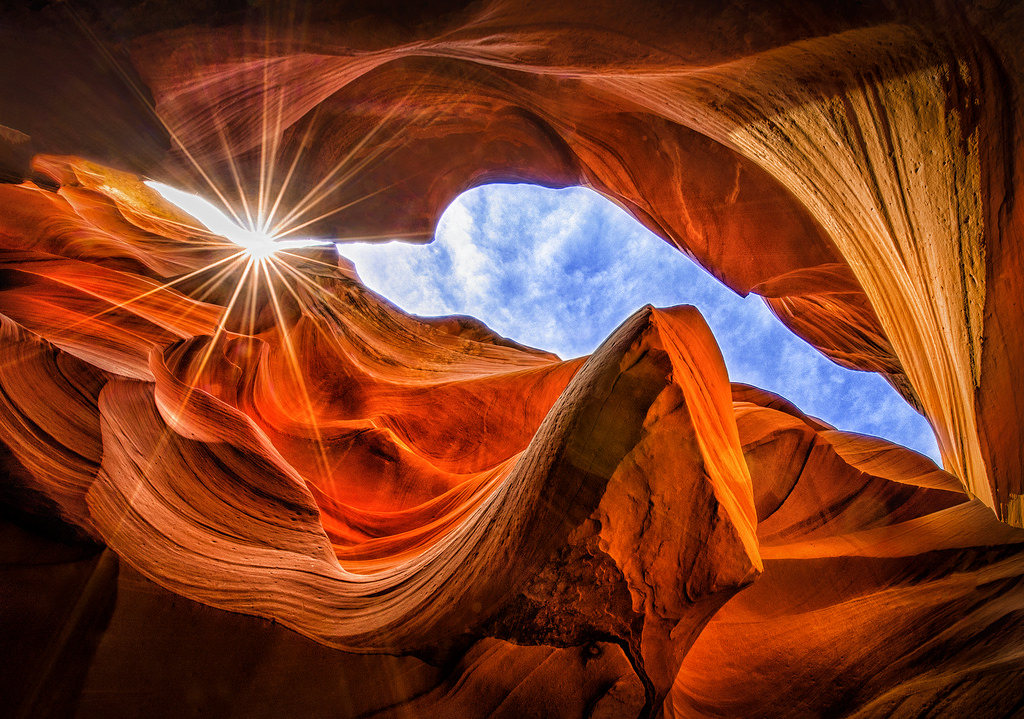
[3,1,1024,717]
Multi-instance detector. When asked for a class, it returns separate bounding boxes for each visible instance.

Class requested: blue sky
[336,183,940,461]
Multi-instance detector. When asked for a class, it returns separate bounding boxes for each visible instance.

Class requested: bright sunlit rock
[146,181,329,259]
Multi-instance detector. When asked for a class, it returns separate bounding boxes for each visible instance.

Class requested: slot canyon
[3,1,1024,716]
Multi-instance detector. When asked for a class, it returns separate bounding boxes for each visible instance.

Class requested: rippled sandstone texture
[3,1,1024,717]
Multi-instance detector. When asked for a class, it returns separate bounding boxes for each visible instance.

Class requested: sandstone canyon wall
[3,1,1024,717]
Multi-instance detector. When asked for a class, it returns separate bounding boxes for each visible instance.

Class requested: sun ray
[276,249,352,274]
[59,1,249,228]
[185,43,261,233]
[268,85,451,238]
[264,78,439,237]
[117,258,259,538]
[244,257,263,338]
[260,42,291,235]
[267,261,381,384]
[267,263,368,360]
[263,257,345,316]
[255,2,291,235]
[165,136,250,229]
[267,119,427,238]
[266,122,392,237]
[208,105,258,231]
[53,5,458,504]
[263,260,308,306]
[257,48,273,232]
[258,1,303,235]
[115,201,247,245]
[268,254,344,299]
[42,249,250,337]
[176,255,256,307]
[135,239,241,251]
[259,259,334,485]
[53,3,365,521]
[178,256,254,399]
[261,106,324,235]
[272,170,429,239]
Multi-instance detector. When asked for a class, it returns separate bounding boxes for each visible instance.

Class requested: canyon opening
[2,1,1024,718]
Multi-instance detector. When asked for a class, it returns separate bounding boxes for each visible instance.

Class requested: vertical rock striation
[3,1,1024,716]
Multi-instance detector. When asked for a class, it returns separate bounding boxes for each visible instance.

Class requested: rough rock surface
[3,1,1024,717]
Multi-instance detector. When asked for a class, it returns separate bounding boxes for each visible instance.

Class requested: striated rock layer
[3,1,1024,717]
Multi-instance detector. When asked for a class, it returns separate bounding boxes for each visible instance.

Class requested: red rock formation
[3,1,1024,717]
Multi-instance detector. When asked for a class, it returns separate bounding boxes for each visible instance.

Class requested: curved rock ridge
[2,157,1024,717]
[672,386,1024,718]
[43,0,1010,522]
[1,161,763,700]
[4,157,761,655]
[3,1,1024,716]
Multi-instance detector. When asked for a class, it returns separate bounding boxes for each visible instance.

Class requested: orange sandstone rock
[3,1,1024,717]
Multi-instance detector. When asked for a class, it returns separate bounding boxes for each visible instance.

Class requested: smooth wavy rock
[0,159,764,712]
[3,1,1024,717]
[671,389,1024,718]
[11,0,1008,522]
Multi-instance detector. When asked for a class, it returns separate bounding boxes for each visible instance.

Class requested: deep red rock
[3,2,1024,717]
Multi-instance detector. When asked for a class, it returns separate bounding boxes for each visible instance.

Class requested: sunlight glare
[146,181,330,259]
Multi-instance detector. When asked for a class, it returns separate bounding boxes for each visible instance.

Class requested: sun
[145,181,330,259]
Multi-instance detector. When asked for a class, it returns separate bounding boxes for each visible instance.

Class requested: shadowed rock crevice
[3,1,1024,716]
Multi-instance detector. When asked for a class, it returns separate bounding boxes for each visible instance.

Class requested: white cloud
[336,183,940,461]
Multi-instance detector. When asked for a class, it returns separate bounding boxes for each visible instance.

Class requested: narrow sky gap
[338,183,941,461]
[146,181,331,259]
